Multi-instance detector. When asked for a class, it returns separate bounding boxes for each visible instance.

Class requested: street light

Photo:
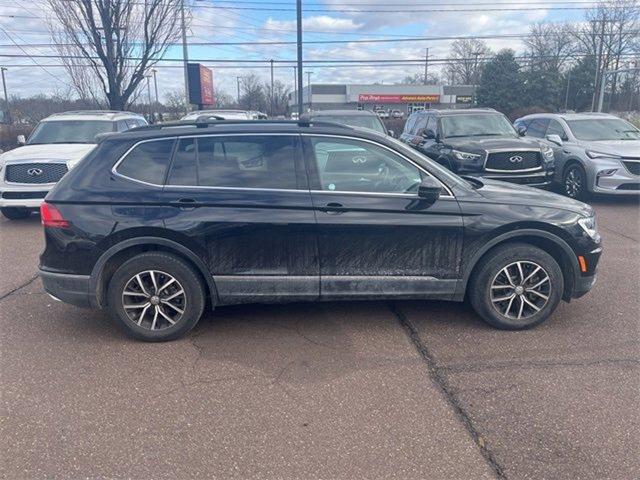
[145,74,153,123]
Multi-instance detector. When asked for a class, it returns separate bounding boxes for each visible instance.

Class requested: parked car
[39,119,600,341]
[391,109,404,119]
[301,109,391,136]
[400,109,556,187]
[181,109,254,121]
[0,110,146,220]
[375,109,390,119]
[514,112,640,199]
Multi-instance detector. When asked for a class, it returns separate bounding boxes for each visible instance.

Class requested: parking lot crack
[389,302,507,480]
[0,274,39,302]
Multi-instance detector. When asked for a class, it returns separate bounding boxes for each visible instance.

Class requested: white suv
[0,111,146,219]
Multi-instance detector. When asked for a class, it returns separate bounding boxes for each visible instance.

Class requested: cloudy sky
[0,0,591,102]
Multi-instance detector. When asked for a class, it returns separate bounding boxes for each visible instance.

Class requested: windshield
[441,114,517,138]
[317,115,387,134]
[566,118,640,141]
[28,120,114,144]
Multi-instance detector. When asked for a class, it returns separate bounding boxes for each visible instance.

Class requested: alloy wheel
[121,270,186,330]
[490,261,551,320]
[564,167,583,198]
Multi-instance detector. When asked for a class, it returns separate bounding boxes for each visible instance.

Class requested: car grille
[1,191,48,199]
[5,163,68,184]
[622,161,640,176]
[485,150,541,172]
[616,183,640,191]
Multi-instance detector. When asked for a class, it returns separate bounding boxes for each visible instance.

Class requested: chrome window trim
[3,160,69,186]
[301,133,455,198]
[483,148,544,174]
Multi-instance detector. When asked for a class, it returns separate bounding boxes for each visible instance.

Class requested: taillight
[40,202,70,228]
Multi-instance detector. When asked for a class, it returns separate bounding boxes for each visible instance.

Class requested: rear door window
[116,139,175,185]
[167,135,300,190]
[525,118,550,138]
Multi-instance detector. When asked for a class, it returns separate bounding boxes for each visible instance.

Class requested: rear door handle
[320,202,346,214]
[171,198,200,210]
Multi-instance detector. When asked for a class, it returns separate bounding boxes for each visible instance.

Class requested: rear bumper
[39,269,93,308]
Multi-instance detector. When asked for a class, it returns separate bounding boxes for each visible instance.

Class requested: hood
[445,135,543,153]
[0,143,97,167]
[472,177,593,216]
[580,139,640,158]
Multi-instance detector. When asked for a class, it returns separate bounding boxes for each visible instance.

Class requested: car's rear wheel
[106,252,205,341]
[1,207,31,220]
[469,243,564,330]
[563,164,587,200]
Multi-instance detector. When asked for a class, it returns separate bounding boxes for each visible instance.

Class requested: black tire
[562,163,587,200]
[1,207,31,220]
[106,252,206,342]
[469,243,564,330]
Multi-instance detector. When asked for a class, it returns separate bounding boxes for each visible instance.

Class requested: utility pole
[180,0,190,112]
[0,67,10,125]
[598,67,640,112]
[236,76,242,105]
[145,75,153,122]
[270,59,274,117]
[472,51,481,105]
[564,70,571,111]
[423,48,429,85]
[151,68,159,105]
[296,0,303,116]
[591,19,605,112]
[306,71,313,111]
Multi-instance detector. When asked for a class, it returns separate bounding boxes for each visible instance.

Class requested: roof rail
[128,118,355,132]
[53,110,142,116]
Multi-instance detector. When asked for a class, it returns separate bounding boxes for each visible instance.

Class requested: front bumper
[39,269,93,308]
[573,273,597,299]
[591,167,640,195]
[0,184,52,208]
[481,169,555,187]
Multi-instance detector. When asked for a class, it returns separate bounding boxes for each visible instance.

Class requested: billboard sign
[187,63,215,106]
[358,93,440,103]
[456,95,473,104]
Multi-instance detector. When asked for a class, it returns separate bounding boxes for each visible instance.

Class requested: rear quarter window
[116,139,175,185]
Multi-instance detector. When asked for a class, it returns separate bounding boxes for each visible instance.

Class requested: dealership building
[289,83,475,114]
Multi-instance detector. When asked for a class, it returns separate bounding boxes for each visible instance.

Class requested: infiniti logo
[509,155,524,164]
[352,155,367,164]
[27,168,44,176]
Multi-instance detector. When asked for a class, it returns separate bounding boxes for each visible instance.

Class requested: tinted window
[413,114,429,135]
[403,113,418,134]
[310,137,423,194]
[525,118,550,138]
[314,114,386,134]
[546,119,567,139]
[117,139,174,185]
[176,135,299,189]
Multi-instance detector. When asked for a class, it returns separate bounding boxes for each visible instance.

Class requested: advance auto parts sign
[358,94,440,103]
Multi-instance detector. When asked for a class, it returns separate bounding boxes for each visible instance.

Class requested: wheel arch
[89,236,218,309]
[457,229,579,302]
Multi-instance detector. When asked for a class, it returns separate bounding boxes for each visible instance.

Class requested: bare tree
[444,39,492,85]
[47,0,185,110]
[267,80,291,116]
[164,89,187,119]
[524,23,577,74]
[238,74,267,112]
[400,72,440,85]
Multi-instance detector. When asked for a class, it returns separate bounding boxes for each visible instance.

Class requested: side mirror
[422,128,437,140]
[546,134,563,146]
[516,125,527,136]
[17,134,26,145]
[388,129,396,138]
[417,176,442,204]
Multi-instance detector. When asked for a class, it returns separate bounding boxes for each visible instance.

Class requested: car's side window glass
[404,114,417,134]
[424,115,436,136]
[116,120,129,132]
[117,139,174,185]
[310,137,423,194]
[196,135,298,189]
[525,118,550,138]
[546,119,567,140]
[412,114,429,136]
[168,138,197,185]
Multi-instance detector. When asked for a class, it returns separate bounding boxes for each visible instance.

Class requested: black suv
[39,120,601,341]
[400,109,556,187]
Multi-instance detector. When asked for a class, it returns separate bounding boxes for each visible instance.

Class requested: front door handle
[320,202,345,214]
[172,198,200,210]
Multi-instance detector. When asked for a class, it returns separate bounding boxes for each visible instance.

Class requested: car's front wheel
[106,252,206,341]
[563,164,587,200]
[1,207,32,220]
[469,243,564,330]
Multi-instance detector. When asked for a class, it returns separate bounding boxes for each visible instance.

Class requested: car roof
[43,110,145,122]
[416,108,499,116]
[306,109,377,117]
[520,112,620,121]
[100,120,390,143]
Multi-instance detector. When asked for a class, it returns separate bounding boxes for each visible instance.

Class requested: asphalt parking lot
[1,197,638,480]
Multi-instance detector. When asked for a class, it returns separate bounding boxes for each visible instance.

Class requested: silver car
[514,112,639,199]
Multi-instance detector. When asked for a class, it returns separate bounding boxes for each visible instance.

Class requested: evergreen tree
[476,49,525,117]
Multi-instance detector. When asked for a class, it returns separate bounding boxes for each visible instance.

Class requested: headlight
[541,145,554,161]
[578,216,599,241]
[452,149,482,161]
[586,150,621,159]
